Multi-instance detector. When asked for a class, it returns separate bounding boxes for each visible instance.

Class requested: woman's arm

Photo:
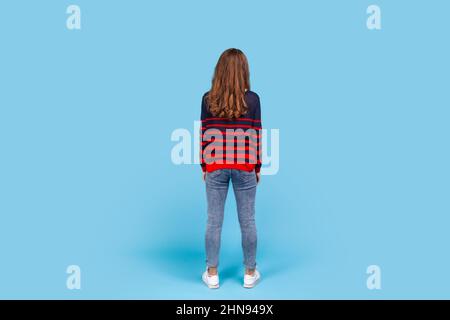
[254,95,262,182]
[200,93,208,178]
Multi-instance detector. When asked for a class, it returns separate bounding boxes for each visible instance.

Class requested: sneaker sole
[206,283,220,289]
[243,276,260,288]
[202,275,220,289]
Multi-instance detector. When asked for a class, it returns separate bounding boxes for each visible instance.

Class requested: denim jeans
[205,169,258,270]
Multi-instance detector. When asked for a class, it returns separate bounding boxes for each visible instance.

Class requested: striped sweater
[200,90,262,173]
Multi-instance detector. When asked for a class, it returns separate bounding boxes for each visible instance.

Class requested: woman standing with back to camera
[200,48,262,289]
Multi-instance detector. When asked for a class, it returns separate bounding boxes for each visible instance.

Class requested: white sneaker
[202,268,219,289]
[243,269,260,288]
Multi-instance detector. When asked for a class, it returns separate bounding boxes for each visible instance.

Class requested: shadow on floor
[136,241,300,285]
[141,244,205,283]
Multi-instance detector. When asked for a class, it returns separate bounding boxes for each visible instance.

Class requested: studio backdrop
[0,0,449,299]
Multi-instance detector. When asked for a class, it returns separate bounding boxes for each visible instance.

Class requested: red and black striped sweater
[200,91,262,173]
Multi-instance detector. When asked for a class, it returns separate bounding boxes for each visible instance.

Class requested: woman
[200,48,262,289]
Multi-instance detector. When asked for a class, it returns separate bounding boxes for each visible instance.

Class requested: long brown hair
[206,48,250,119]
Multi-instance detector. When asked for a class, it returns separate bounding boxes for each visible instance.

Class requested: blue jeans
[205,169,258,270]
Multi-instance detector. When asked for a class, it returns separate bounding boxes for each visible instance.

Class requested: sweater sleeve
[200,94,207,172]
[254,95,262,173]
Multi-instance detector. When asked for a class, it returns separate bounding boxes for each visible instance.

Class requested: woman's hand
[203,171,206,181]
[256,172,261,184]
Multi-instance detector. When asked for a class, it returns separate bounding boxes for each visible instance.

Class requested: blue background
[0,0,449,299]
